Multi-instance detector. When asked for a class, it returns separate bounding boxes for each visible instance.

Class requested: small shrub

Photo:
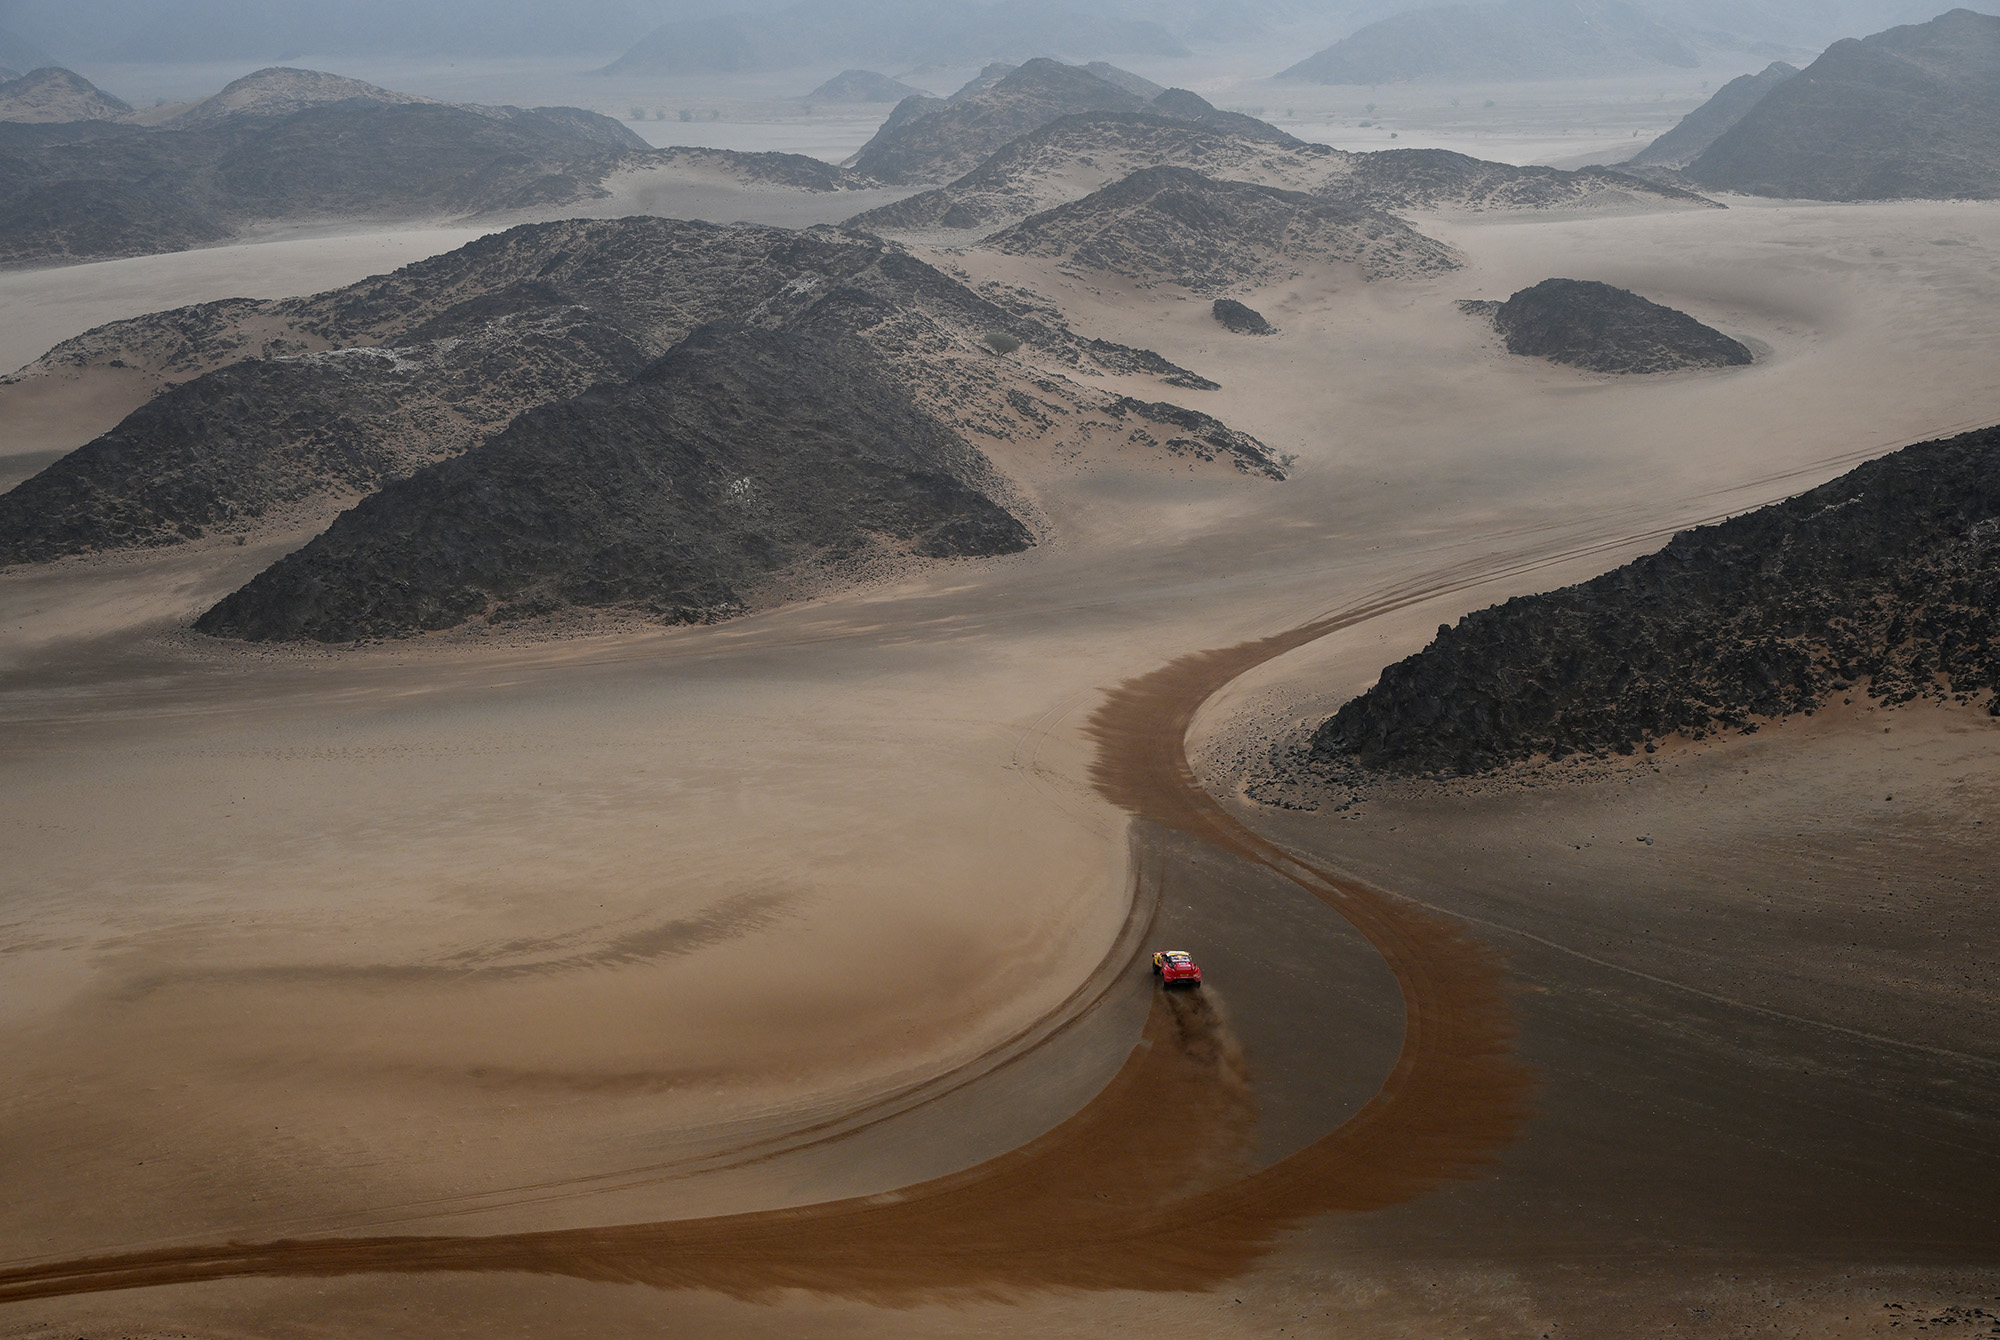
[982,332,1022,355]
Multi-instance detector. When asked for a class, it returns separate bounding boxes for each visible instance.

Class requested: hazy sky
[0,0,1965,67]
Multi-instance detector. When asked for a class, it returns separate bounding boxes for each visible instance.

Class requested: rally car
[1151,949,1203,988]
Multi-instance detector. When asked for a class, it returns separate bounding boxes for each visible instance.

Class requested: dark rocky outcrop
[1310,425,2000,776]
[0,216,1261,577]
[0,69,651,266]
[1625,61,1798,170]
[194,326,1032,642]
[1104,397,1284,477]
[0,308,649,564]
[804,69,924,103]
[1687,9,2000,200]
[0,67,132,123]
[1279,0,1699,83]
[1472,278,1751,374]
[1213,299,1273,334]
[984,165,1459,289]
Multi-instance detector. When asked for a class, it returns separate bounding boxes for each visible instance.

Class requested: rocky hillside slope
[984,166,1459,289]
[1280,0,1700,83]
[165,66,434,126]
[0,67,131,122]
[1309,424,2000,775]
[1327,149,1720,213]
[194,326,1034,642]
[848,119,1711,240]
[1467,278,1752,374]
[847,59,1282,186]
[1625,61,1798,170]
[849,59,1153,185]
[0,216,1273,592]
[1687,9,2000,200]
[0,68,651,266]
[846,111,1338,235]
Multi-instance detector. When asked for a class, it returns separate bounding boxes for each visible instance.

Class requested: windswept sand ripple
[0,582,1554,1305]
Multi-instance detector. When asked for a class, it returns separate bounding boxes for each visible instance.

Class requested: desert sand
[1,189,1997,1339]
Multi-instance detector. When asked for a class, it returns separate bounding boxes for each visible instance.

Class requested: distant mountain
[1080,61,1166,98]
[850,59,1151,184]
[984,164,1461,289]
[165,67,434,127]
[948,61,1016,99]
[599,0,1186,76]
[803,69,924,102]
[0,67,131,123]
[1686,8,2000,200]
[1625,61,1798,169]
[1279,0,1701,83]
[848,60,1292,186]
[848,111,1340,232]
[847,113,1713,237]
[0,69,652,267]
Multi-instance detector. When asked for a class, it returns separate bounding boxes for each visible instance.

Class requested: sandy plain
[0,185,1997,1339]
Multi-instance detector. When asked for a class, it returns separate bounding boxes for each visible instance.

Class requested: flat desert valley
[1,77,1997,1340]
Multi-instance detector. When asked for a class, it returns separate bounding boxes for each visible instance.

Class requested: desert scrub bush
[982,332,1022,355]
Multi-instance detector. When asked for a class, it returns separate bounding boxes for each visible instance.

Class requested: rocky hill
[984,166,1460,290]
[1308,424,2000,776]
[804,70,923,103]
[164,67,434,127]
[1687,9,2000,199]
[849,58,1155,185]
[1625,61,1798,170]
[1326,149,1721,213]
[194,326,1034,642]
[1213,299,1274,334]
[0,216,1273,587]
[1467,278,1752,373]
[1280,0,1701,83]
[846,116,1707,240]
[0,67,131,123]
[846,111,1337,234]
[0,71,652,266]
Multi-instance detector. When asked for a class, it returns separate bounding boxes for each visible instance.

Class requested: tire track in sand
[64,479,1888,1301]
[0,597,1536,1307]
[0,437,1944,1303]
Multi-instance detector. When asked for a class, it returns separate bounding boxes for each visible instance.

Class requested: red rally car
[1151,949,1203,988]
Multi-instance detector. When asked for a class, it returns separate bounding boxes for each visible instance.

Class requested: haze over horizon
[0,0,1970,68]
